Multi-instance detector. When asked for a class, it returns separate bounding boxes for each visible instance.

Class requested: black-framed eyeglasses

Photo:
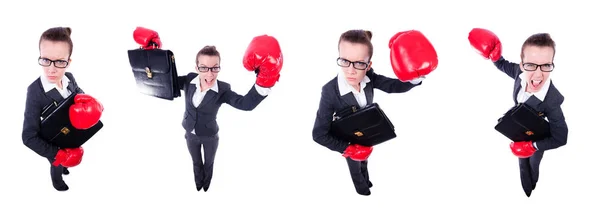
[337,57,369,70]
[197,66,221,73]
[522,62,554,72]
[38,57,69,68]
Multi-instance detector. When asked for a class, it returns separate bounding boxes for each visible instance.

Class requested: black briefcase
[39,93,104,148]
[330,103,396,147]
[494,103,550,142]
[127,48,180,100]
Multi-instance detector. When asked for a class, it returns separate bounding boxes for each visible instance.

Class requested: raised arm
[222,83,269,111]
[368,69,421,93]
[22,86,60,159]
[312,85,350,153]
[469,28,521,79]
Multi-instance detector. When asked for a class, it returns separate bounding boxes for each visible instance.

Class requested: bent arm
[312,88,349,153]
[535,103,568,151]
[493,56,522,79]
[369,69,421,93]
[21,89,59,159]
[224,84,269,111]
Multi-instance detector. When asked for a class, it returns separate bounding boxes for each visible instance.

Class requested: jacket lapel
[365,83,374,105]
[197,90,216,109]
[187,84,197,107]
[67,80,76,93]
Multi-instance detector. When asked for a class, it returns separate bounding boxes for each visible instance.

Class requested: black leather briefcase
[330,103,396,147]
[494,103,550,142]
[127,48,180,100]
[39,93,104,148]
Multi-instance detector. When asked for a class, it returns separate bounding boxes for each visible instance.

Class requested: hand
[69,94,104,130]
[53,147,84,167]
[510,141,536,158]
[342,144,373,161]
[468,28,502,62]
[133,27,162,49]
[389,30,438,82]
[243,35,283,88]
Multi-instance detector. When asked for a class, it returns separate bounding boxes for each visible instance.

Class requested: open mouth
[530,79,543,89]
[204,78,215,85]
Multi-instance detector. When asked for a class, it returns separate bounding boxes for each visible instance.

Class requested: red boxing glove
[510,141,536,158]
[133,27,162,49]
[342,144,373,161]
[53,147,84,167]
[69,94,104,130]
[243,35,283,88]
[468,28,502,62]
[389,30,438,82]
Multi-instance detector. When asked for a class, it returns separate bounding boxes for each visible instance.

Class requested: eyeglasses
[522,62,554,72]
[337,57,369,70]
[38,57,69,68]
[197,66,221,73]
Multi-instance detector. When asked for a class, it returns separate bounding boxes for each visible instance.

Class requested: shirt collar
[191,75,219,93]
[518,73,551,101]
[40,74,70,93]
[337,72,370,96]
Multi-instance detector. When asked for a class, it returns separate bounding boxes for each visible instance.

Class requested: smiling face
[520,45,554,93]
[39,40,71,83]
[338,40,371,87]
[196,55,220,89]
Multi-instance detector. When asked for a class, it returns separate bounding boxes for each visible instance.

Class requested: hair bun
[64,27,72,36]
[364,30,373,40]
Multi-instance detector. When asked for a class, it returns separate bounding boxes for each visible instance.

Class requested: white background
[1,0,598,221]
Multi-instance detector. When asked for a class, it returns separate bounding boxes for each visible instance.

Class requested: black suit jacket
[312,68,422,153]
[494,56,568,151]
[177,72,267,137]
[22,72,84,159]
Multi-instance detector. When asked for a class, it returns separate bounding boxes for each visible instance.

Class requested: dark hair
[520,33,556,60]
[196,45,221,65]
[39,27,73,58]
[338,29,374,61]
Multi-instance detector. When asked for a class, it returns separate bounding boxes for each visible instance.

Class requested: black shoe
[357,189,371,196]
[196,183,203,191]
[367,181,373,188]
[62,168,70,175]
[203,183,210,192]
[52,180,69,191]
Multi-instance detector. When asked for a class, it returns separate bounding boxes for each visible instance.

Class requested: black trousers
[185,132,219,191]
[46,157,64,183]
[345,158,371,195]
[519,150,545,197]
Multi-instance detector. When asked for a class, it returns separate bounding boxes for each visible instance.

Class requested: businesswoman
[22,27,103,191]
[133,27,282,192]
[469,29,568,197]
[312,29,438,195]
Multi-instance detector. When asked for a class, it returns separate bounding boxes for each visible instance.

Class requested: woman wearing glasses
[469,29,568,197]
[133,27,282,192]
[22,27,104,191]
[312,29,438,195]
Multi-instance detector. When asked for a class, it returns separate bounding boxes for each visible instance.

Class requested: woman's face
[39,40,71,84]
[196,55,220,88]
[338,41,371,86]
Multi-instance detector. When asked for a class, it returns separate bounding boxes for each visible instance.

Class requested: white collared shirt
[190,75,219,108]
[516,73,551,103]
[40,74,71,98]
[516,73,551,150]
[189,75,271,134]
[337,72,370,108]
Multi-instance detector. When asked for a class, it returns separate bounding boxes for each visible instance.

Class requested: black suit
[493,56,568,196]
[177,72,267,191]
[312,69,421,195]
[22,72,84,191]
